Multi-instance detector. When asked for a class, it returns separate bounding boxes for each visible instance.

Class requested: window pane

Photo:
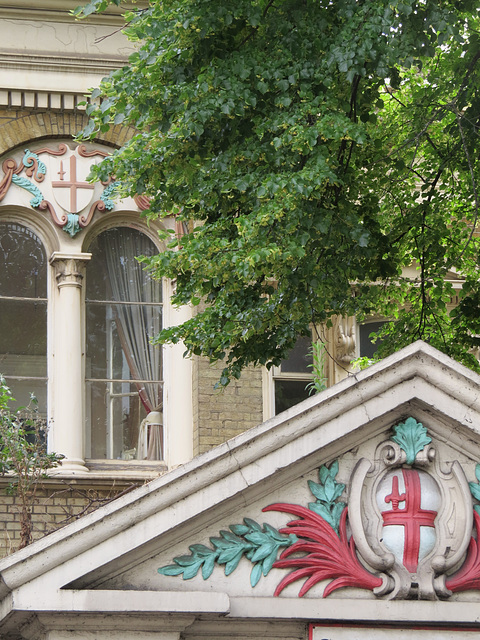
[359,321,386,358]
[0,299,47,363]
[86,380,150,460]
[275,380,311,414]
[0,223,47,415]
[280,335,313,373]
[0,223,47,298]
[86,302,162,382]
[85,227,163,460]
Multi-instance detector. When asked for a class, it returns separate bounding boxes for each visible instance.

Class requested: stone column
[49,252,91,473]
[163,279,193,467]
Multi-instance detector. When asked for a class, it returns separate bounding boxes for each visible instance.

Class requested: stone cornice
[0,53,126,75]
[0,1,134,25]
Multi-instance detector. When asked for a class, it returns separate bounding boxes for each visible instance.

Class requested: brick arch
[0,108,135,156]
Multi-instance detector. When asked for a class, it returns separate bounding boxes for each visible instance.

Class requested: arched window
[0,222,47,413]
[85,227,163,461]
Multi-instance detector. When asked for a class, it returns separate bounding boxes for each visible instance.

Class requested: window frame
[263,333,316,420]
[0,162,193,476]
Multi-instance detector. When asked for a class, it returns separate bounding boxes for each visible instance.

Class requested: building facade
[0,0,444,556]
[2,5,480,639]
[1,342,480,639]
[0,0,266,553]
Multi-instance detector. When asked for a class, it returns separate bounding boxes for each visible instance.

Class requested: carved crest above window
[0,143,119,237]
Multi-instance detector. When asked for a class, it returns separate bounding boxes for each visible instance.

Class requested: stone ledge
[0,53,126,75]
[0,1,130,25]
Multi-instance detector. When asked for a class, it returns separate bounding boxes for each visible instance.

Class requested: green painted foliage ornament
[100,181,119,210]
[157,461,385,597]
[307,460,345,531]
[63,214,81,238]
[157,462,345,588]
[391,417,432,465]
[468,463,480,516]
[11,174,44,208]
[158,517,296,587]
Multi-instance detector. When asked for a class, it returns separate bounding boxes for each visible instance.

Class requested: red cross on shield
[52,154,95,214]
[377,469,441,573]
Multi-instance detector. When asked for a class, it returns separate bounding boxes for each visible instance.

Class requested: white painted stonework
[311,626,480,640]
[2,343,480,638]
[0,1,135,99]
[0,139,194,473]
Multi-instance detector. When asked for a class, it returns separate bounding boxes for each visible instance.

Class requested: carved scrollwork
[333,315,356,363]
[0,144,123,237]
[77,143,110,158]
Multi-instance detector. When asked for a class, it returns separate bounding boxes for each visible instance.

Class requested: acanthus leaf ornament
[445,510,480,593]
[157,418,480,601]
[262,504,382,597]
[444,464,480,594]
[391,417,432,465]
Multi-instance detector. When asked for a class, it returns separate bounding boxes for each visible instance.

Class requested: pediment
[71,415,480,601]
[3,341,480,637]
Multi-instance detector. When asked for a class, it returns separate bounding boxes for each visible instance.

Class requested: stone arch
[0,108,135,156]
[0,204,61,256]
[81,210,167,255]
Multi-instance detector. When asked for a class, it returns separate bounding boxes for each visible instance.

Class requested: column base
[50,458,90,474]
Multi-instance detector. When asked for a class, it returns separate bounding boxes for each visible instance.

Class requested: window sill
[86,458,167,478]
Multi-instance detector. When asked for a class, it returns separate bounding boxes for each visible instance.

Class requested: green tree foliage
[76,0,480,382]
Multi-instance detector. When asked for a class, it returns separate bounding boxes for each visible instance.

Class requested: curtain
[101,229,163,459]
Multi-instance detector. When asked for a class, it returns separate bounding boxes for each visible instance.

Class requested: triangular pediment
[3,341,480,638]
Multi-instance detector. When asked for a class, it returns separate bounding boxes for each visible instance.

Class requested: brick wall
[0,108,135,155]
[0,478,133,558]
[193,357,263,456]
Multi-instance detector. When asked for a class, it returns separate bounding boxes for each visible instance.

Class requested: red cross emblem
[381,469,437,572]
[52,155,94,213]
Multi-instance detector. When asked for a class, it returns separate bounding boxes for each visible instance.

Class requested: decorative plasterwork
[50,252,91,289]
[158,417,480,601]
[0,143,118,237]
[333,315,356,363]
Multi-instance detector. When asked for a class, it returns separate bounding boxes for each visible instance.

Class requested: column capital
[49,251,91,288]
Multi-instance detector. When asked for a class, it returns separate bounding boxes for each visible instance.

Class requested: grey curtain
[102,228,163,459]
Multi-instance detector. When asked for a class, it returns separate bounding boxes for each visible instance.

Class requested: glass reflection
[0,223,47,414]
